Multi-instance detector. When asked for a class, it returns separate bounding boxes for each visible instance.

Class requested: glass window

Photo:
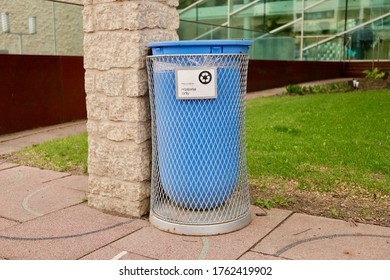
[177,0,390,60]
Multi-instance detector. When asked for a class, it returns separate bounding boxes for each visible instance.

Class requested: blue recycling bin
[148,40,251,210]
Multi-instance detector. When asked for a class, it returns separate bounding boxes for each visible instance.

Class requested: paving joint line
[76,224,148,260]
[41,173,73,184]
[237,211,295,259]
[0,167,25,189]
[0,162,20,171]
[0,215,22,224]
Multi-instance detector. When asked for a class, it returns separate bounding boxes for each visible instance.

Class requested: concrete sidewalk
[0,120,87,155]
[0,90,389,260]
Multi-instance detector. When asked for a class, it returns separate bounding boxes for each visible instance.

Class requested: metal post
[377,38,381,61]
[243,0,251,39]
[263,0,266,31]
[227,0,231,39]
[300,0,305,60]
[343,0,348,61]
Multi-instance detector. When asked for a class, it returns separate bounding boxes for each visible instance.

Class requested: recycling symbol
[199,71,212,85]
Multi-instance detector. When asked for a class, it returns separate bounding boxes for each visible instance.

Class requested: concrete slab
[0,166,70,222]
[27,175,89,217]
[0,204,144,260]
[0,218,19,231]
[109,207,291,260]
[81,246,154,260]
[61,175,89,193]
[253,213,390,260]
[111,226,202,260]
[200,208,292,260]
[0,165,67,190]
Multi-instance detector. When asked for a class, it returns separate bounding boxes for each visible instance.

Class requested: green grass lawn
[5,90,389,224]
[9,131,88,174]
[246,90,390,195]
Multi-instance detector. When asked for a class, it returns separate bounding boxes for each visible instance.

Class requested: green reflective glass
[178,0,390,60]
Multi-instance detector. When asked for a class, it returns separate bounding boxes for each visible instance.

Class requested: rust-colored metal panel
[0,54,86,135]
[247,60,344,92]
[59,56,86,122]
[343,61,390,78]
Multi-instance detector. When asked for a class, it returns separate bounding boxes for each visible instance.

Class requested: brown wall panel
[342,61,390,78]
[247,60,344,92]
[0,54,86,135]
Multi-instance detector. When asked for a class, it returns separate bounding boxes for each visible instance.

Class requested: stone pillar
[83,0,179,217]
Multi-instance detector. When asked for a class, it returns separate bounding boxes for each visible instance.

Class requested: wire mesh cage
[146,53,251,235]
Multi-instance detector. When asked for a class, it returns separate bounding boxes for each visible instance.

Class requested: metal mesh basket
[146,54,251,235]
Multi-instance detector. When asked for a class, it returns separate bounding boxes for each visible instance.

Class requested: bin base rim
[149,211,251,236]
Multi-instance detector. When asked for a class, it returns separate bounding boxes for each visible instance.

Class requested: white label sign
[175,67,217,100]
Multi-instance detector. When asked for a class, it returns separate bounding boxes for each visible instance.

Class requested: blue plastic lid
[148,40,252,55]
[148,40,252,48]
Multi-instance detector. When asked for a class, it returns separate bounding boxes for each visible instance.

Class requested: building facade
[0,0,83,55]
[1,0,389,61]
[178,0,390,61]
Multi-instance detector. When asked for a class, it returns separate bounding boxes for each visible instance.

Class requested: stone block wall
[83,0,179,217]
